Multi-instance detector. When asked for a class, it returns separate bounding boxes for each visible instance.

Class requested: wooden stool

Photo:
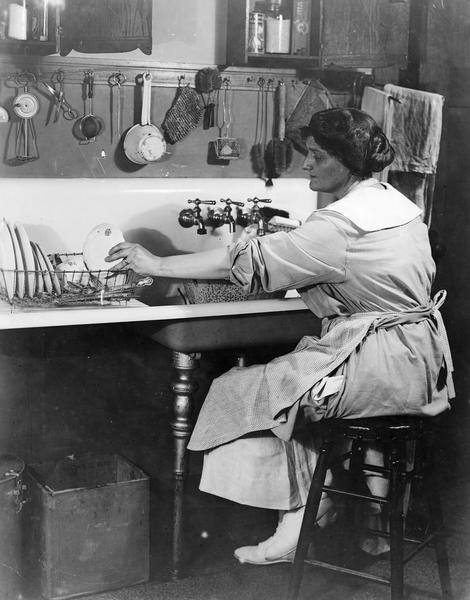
[287,416,453,600]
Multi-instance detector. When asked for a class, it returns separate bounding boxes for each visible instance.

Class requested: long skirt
[199,426,322,510]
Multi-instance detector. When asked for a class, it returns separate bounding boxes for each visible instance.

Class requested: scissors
[43,70,79,123]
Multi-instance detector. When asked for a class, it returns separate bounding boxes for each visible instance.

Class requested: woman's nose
[303,155,313,171]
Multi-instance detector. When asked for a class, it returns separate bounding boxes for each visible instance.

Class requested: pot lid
[0,454,25,482]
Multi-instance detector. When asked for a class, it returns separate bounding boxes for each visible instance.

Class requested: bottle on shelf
[248,1,266,54]
[30,0,49,41]
[265,0,291,54]
[291,0,311,56]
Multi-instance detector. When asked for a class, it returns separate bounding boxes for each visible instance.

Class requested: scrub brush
[265,81,293,180]
[250,78,266,178]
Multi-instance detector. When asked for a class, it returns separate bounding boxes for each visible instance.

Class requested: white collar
[318,179,422,231]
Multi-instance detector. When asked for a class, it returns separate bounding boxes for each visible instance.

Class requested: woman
[106,108,454,565]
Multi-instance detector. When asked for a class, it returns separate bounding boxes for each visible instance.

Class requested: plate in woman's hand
[83,223,125,272]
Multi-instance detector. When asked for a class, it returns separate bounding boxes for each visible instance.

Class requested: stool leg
[287,436,334,600]
[389,441,406,600]
[425,444,453,600]
[339,439,363,567]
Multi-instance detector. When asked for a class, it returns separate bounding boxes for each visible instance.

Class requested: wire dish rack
[0,252,153,308]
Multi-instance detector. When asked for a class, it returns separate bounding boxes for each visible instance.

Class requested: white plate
[35,242,61,296]
[5,220,24,298]
[83,223,125,271]
[14,222,36,298]
[0,220,16,300]
[31,242,51,293]
[30,242,45,294]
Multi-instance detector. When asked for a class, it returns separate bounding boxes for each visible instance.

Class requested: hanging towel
[361,86,393,183]
[361,86,389,130]
[383,84,444,175]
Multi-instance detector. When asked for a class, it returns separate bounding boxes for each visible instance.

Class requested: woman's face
[302,136,356,197]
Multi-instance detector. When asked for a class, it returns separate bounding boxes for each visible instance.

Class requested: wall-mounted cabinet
[227,0,323,68]
[0,0,59,56]
[226,0,410,70]
[0,0,152,57]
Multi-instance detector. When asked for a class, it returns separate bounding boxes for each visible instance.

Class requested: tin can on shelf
[248,12,264,54]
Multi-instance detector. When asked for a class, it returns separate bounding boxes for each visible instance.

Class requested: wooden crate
[22,454,149,600]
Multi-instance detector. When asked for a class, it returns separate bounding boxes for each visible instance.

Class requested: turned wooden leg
[170,350,200,579]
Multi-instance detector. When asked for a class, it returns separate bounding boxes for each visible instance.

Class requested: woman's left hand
[105,242,158,276]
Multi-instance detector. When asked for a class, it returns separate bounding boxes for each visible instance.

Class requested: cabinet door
[321,0,409,69]
[59,0,152,56]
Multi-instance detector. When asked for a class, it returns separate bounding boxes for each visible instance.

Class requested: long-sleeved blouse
[188,179,454,452]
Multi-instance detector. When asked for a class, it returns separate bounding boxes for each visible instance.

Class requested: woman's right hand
[105,242,159,276]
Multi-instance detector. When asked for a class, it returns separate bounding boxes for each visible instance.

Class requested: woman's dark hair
[300,108,395,177]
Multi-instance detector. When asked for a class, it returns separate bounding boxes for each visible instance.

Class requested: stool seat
[287,415,452,600]
[327,415,437,442]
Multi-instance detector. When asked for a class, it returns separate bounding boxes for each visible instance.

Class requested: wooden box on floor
[22,454,149,600]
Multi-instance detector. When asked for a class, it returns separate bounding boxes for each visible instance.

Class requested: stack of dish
[0,219,61,302]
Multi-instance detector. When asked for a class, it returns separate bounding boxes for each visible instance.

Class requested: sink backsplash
[0,177,317,305]
[0,177,317,255]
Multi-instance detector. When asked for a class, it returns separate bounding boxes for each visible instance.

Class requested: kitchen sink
[138,309,320,353]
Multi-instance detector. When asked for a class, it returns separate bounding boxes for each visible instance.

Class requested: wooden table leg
[170,350,200,579]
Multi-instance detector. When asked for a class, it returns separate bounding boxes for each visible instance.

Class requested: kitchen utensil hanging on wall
[108,72,126,144]
[195,68,222,130]
[251,77,266,178]
[12,85,40,163]
[73,72,104,144]
[123,72,166,164]
[162,79,204,144]
[43,70,79,125]
[265,81,293,178]
[263,79,274,186]
[0,80,9,123]
[214,79,240,160]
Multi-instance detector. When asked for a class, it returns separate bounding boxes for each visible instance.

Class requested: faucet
[207,199,245,233]
[178,199,216,235]
[237,197,272,236]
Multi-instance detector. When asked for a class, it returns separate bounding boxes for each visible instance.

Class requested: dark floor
[1,325,470,600]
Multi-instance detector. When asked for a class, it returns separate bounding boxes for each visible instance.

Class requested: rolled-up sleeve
[229,213,348,293]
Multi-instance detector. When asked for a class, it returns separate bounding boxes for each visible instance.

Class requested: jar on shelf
[265,0,291,54]
[7,0,27,40]
[248,8,265,54]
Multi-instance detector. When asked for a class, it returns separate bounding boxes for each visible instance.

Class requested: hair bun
[366,130,395,173]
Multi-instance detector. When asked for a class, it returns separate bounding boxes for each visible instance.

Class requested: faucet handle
[188,198,217,206]
[248,197,272,205]
[219,198,245,207]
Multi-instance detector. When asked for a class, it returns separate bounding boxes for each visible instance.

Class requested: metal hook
[108,72,126,87]
[177,74,185,86]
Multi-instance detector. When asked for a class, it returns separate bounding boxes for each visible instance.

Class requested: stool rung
[403,533,438,564]
[352,526,432,547]
[323,485,388,504]
[304,558,390,586]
